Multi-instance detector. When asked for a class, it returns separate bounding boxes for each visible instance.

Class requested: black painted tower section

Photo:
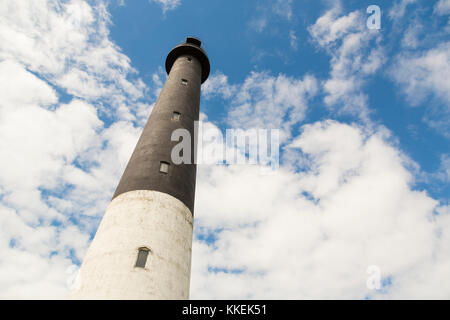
[112,37,210,213]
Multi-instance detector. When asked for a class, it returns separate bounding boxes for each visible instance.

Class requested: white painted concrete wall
[69,190,194,300]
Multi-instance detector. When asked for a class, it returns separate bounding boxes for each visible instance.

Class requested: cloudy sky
[0,0,449,299]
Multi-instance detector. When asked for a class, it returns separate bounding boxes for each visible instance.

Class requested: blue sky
[108,0,449,199]
[0,0,449,299]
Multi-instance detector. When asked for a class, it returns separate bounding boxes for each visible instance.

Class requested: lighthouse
[70,37,210,299]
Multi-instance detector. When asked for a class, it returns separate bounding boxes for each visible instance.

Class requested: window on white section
[181,79,188,86]
[172,111,181,121]
[160,161,169,174]
[187,56,192,62]
[135,247,150,268]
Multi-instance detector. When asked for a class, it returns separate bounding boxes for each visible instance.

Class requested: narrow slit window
[135,247,149,268]
[160,161,169,174]
[187,56,192,62]
[181,79,188,86]
[172,111,181,121]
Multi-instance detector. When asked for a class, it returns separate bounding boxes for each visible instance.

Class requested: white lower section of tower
[69,190,194,300]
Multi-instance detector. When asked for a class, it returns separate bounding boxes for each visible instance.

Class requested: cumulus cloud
[203,70,317,142]
[431,154,450,183]
[308,9,360,47]
[401,21,422,48]
[434,0,450,16]
[390,42,450,135]
[191,120,449,299]
[289,30,298,50]
[228,72,317,141]
[389,0,417,19]
[390,42,450,106]
[0,0,147,297]
[308,6,385,121]
[0,0,147,121]
[202,72,238,100]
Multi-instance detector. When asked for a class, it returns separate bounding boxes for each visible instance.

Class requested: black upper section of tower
[166,37,210,83]
[111,37,209,213]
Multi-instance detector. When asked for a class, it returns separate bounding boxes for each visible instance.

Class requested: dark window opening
[187,57,192,62]
[172,111,181,121]
[181,79,188,86]
[160,161,169,174]
[135,247,150,268]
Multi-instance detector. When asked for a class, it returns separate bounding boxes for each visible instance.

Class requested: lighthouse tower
[70,37,210,299]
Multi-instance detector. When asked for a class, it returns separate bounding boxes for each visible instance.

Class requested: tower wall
[70,38,209,300]
[69,190,193,299]
[112,53,203,213]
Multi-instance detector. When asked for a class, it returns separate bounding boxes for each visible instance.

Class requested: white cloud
[0,0,148,297]
[202,72,237,100]
[273,0,293,21]
[389,0,417,19]
[0,0,146,120]
[226,72,318,142]
[0,60,57,107]
[202,70,317,142]
[289,30,298,50]
[308,9,360,47]
[61,120,141,219]
[390,41,450,135]
[0,212,74,299]
[249,16,267,33]
[401,22,422,48]
[0,63,102,297]
[248,0,293,33]
[390,42,450,106]
[308,7,385,120]
[434,0,450,16]
[0,62,103,216]
[0,0,448,301]
[191,120,449,299]
[149,0,181,13]
[386,0,450,135]
[432,154,450,183]
[440,155,450,182]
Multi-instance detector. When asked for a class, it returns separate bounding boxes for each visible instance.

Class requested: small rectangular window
[187,57,192,62]
[172,111,180,121]
[181,79,188,86]
[135,248,149,268]
[160,161,169,174]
